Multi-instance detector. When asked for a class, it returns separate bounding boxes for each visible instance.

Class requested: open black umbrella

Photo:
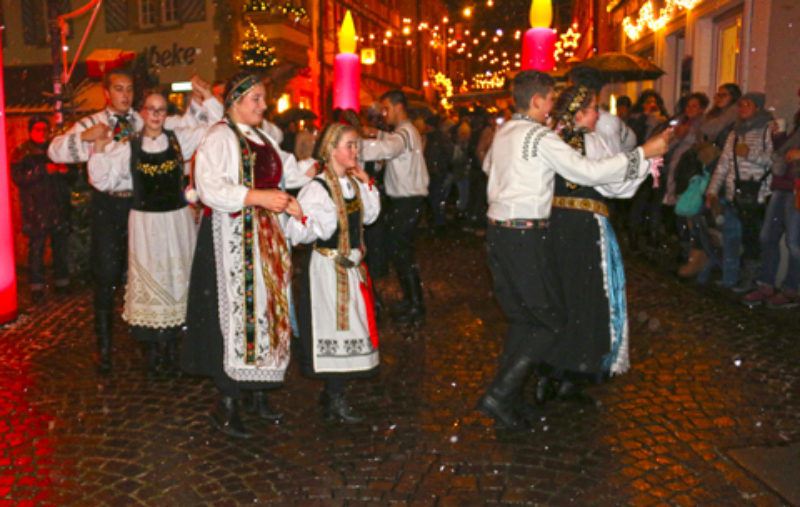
[576,52,665,83]
[273,107,317,126]
[407,100,436,119]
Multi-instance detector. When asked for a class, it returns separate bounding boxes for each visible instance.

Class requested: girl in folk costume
[286,123,381,423]
[536,86,653,403]
[88,89,221,377]
[181,73,310,439]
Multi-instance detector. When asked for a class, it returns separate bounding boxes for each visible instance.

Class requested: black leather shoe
[392,305,425,325]
[321,393,363,424]
[556,380,595,404]
[210,396,251,439]
[246,391,283,421]
[476,393,529,430]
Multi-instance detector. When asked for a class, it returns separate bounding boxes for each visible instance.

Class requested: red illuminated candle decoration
[333,11,361,113]
[0,27,18,324]
[521,0,556,72]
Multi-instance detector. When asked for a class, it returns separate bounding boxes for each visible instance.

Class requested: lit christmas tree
[236,22,278,71]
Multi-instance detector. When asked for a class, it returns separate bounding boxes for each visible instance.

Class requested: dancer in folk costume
[535,86,653,404]
[48,69,218,374]
[476,71,669,430]
[181,73,311,439]
[88,90,221,377]
[286,123,381,423]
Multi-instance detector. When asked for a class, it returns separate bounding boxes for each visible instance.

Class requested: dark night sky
[442,0,575,75]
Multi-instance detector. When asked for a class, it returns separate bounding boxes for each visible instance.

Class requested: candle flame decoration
[338,11,357,54]
[529,0,552,28]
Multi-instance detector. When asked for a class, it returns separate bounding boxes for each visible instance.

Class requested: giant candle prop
[521,0,556,71]
[333,11,360,112]
[0,28,18,324]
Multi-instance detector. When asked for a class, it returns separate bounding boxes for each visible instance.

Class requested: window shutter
[104,0,129,32]
[179,0,206,23]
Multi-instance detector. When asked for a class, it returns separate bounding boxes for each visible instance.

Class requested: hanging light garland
[622,0,699,41]
[243,0,309,23]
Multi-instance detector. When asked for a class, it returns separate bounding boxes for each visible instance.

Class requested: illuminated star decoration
[554,23,581,62]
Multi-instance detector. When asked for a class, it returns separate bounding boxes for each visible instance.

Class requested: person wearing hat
[181,72,312,439]
[11,117,73,303]
[705,92,774,291]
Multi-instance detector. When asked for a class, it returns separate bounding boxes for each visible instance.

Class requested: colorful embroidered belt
[314,247,357,268]
[552,196,609,218]
[489,218,550,229]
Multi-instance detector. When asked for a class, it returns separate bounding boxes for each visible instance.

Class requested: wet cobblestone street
[1,231,798,505]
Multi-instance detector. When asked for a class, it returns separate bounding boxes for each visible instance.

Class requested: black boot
[160,331,182,379]
[245,391,284,421]
[209,396,251,439]
[95,310,113,375]
[556,379,594,404]
[143,342,161,378]
[390,273,413,316]
[393,268,425,325]
[321,392,363,424]
[476,356,535,429]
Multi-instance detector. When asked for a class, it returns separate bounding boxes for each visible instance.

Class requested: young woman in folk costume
[181,73,311,439]
[286,123,381,423]
[536,85,654,404]
[88,88,221,377]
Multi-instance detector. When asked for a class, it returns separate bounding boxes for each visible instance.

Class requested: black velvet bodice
[130,130,185,212]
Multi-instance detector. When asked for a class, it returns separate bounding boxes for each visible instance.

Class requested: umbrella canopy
[575,52,665,83]
[407,100,436,119]
[273,107,317,126]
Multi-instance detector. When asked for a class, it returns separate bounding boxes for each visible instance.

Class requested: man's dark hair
[103,67,134,90]
[511,71,555,111]
[380,89,407,110]
[616,95,632,108]
[568,66,605,94]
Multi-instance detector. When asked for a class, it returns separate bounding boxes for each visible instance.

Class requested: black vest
[313,178,362,250]
[130,130,186,212]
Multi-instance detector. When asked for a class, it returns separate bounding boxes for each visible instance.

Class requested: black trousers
[90,189,131,313]
[486,224,565,369]
[386,195,425,278]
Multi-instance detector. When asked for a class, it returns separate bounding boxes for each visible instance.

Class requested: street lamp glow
[462,7,472,18]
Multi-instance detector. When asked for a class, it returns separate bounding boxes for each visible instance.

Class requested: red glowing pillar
[0,27,19,324]
[521,0,556,72]
[333,11,361,113]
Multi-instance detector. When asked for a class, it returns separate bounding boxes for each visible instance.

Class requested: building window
[138,0,182,30]
[714,9,741,87]
[139,0,158,28]
[162,0,179,26]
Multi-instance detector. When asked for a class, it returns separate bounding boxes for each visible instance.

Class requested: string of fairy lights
[621,0,699,41]
[239,0,583,92]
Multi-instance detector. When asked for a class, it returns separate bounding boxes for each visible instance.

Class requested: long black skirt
[541,207,612,382]
[180,214,279,392]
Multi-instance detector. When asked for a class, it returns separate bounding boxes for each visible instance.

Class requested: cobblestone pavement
[1,231,798,506]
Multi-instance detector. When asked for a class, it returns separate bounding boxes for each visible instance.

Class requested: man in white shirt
[48,68,220,375]
[477,70,669,429]
[360,90,430,325]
